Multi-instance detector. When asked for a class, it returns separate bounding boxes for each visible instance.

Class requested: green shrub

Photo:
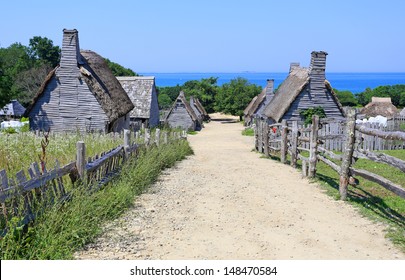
[299,107,326,125]
[242,128,254,136]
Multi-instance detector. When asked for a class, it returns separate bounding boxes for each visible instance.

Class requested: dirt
[74,113,404,260]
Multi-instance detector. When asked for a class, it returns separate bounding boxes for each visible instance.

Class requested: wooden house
[0,100,26,120]
[263,51,345,123]
[165,91,200,131]
[189,96,204,125]
[116,76,160,129]
[24,29,134,133]
[243,79,275,126]
[192,97,210,121]
[360,97,398,118]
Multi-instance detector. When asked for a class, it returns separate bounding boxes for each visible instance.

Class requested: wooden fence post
[339,108,356,200]
[254,118,259,151]
[76,141,86,181]
[155,129,161,146]
[308,115,320,178]
[124,129,130,156]
[291,121,298,168]
[258,119,263,153]
[280,120,288,164]
[144,129,150,146]
[163,131,168,144]
[263,121,269,157]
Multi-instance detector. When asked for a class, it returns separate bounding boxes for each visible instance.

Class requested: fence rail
[254,110,405,200]
[0,129,186,233]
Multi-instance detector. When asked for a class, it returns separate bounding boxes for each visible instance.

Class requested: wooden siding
[283,84,345,121]
[117,77,160,128]
[28,75,109,132]
[166,101,196,130]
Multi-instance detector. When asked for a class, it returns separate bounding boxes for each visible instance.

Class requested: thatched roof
[0,100,26,117]
[116,76,156,119]
[263,67,310,122]
[246,80,274,117]
[360,97,398,118]
[80,50,134,122]
[165,91,198,122]
[263,67,344,122]
[243,95,258,115]
[24,50,134,122]
[400,107,405,116]
[194,97,208,117]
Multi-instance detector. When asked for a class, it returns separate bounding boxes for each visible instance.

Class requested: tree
[215,77,261,120]
[356,85,405,107]
[28,36,60,68]
[182,77,219,113]
[104,58,138,76]
[157,93,173,109]
[334,89,358,107]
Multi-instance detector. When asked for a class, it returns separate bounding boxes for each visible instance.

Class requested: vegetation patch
[242,128,254,136]
[0,139,193,259]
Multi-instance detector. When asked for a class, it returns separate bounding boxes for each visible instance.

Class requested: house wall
[282,84,345,121]
[166,101,195,130]
[28,75,109,132]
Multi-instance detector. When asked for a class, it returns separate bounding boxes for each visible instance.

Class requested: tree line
[157,77,262,120]
[0,36,137,108]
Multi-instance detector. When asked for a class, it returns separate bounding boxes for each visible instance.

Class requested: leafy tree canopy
[334,88,358,107]
[104,58,138,77]
[356,85,405,107]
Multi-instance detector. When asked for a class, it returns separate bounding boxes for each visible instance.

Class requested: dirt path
[75,114,404,260]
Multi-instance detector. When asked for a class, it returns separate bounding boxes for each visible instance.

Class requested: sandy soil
[74,113,404,260]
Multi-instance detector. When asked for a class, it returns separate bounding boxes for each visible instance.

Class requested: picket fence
[254,109,405,200]
[0,129,187,233]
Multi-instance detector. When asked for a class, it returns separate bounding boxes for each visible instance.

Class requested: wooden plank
[353,149,405,172]
[308,115,319,178]
[356,124,405,141]
[280,120,288,164]
[318,146,343,161]
[317,155,341,173]
[290,121,298,168]
[263,122,269,157]
[339,108,356,200]
[350,168,405,199]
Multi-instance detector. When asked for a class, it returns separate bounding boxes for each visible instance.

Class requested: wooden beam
[353,149,405,173]
[350,168,405,199]
[356,124,405,141]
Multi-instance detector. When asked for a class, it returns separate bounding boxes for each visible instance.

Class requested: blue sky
[1,0,404,72]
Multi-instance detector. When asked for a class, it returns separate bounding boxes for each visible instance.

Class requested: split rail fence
[0,129,187,233]
[254,108,405,200]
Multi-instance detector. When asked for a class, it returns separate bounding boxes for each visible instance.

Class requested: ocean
[139,72,405,94]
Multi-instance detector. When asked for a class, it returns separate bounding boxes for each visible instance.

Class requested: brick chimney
[265,79,274,96]
[59,29,84,69]
[289,62,300,73]
[309,51,328,93]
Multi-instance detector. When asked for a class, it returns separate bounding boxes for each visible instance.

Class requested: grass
[242,128,254,136]
[0,139,193,259]
[264,149,405,253]
[0,132,124,178]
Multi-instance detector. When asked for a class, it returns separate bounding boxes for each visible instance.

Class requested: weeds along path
[75,113,404,260]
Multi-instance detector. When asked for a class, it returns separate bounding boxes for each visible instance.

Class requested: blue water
[139,72,405,94]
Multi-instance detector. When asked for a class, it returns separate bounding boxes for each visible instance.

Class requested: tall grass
[0,132,123,178]
[0,139,193,259]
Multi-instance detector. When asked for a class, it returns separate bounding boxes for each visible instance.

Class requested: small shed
[165,91,199,131]
[360,97,398,118]
[243,79,275,126]
[263,51,345,123]
[0,100,26,120]
[24,29,134,133]
[116,76,160,129]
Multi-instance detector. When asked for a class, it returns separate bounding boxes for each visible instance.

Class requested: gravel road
[74,113,404,260]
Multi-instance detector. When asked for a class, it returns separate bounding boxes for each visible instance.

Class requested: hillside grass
[0,139,193,259]
[265,149,405,253]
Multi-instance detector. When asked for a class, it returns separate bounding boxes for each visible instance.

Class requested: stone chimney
[265,79,274,96]
[289,62,300,73]
[59,29,84,70]
[309,51,328,93]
